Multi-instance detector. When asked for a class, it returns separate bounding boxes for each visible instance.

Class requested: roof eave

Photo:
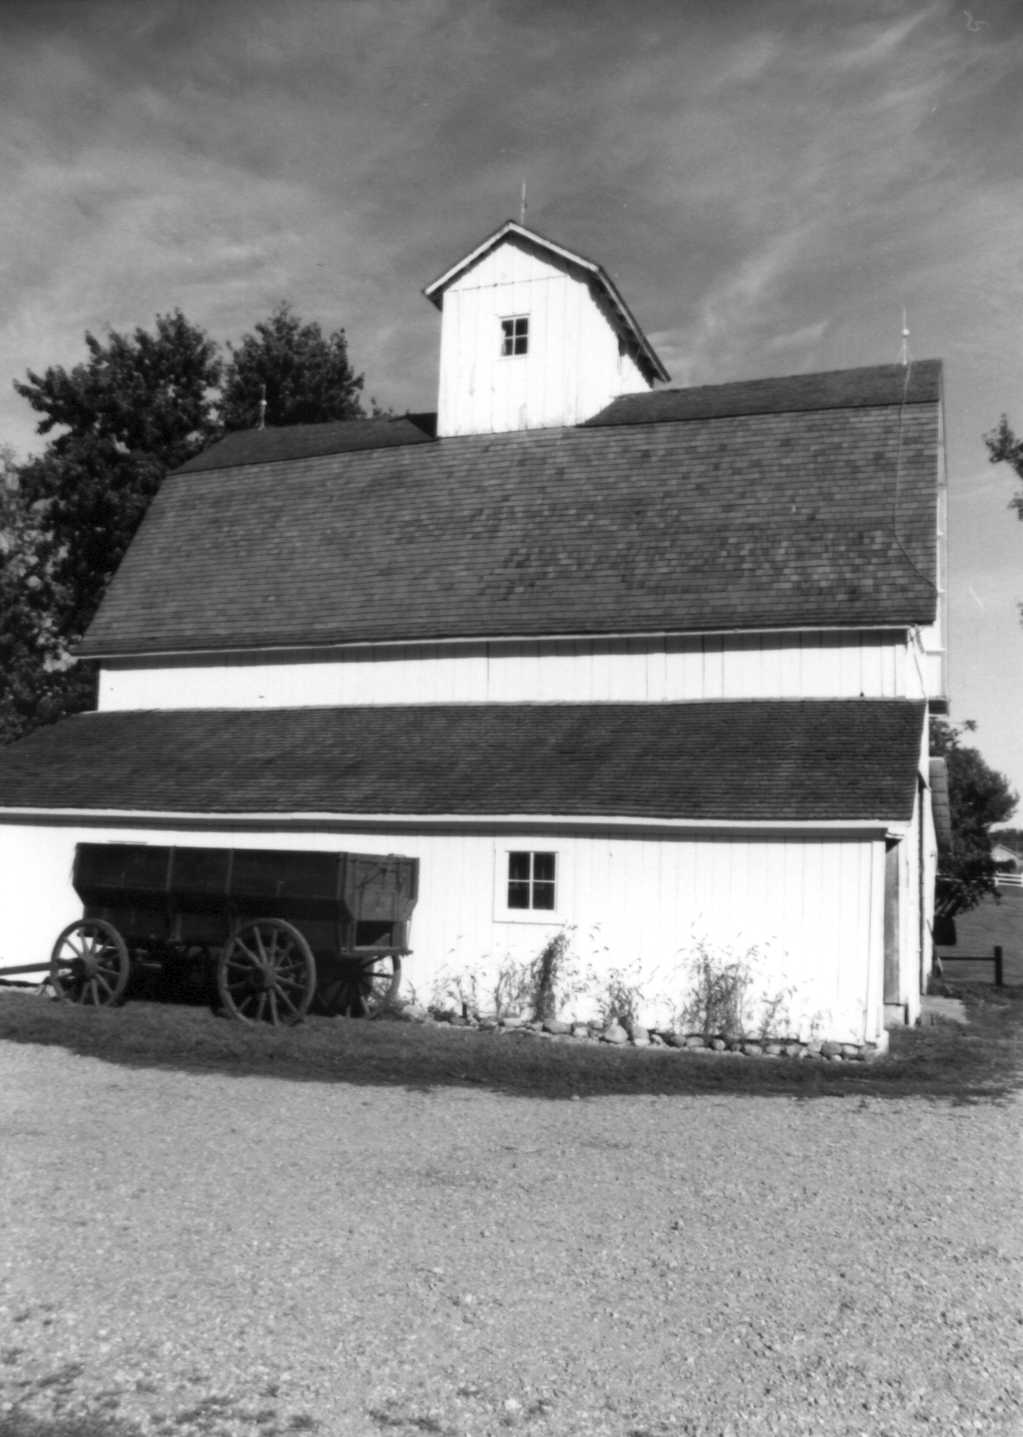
[0,805,904,837]
[74,620,925,663]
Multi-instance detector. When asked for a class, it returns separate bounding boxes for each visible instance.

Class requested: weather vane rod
[899,308,911,368]
[519,181,527,227]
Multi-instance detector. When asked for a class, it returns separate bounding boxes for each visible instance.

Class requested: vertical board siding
[0,821,885,1044]
[435,244,643,437]
[99,630,914,711]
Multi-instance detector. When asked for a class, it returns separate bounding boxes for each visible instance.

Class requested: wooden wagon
[21,843,418,1024]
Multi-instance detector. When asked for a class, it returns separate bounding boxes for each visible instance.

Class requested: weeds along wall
[0,820,887,1044]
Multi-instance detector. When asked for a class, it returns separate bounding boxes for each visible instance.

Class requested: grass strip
[0,986,1020,1103]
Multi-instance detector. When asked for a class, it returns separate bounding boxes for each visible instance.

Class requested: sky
[1,0,1021,800]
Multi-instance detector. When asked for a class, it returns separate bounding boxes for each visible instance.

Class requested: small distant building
[0,219,951,1044]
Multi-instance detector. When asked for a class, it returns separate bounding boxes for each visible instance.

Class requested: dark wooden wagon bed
[37,843,419,1024]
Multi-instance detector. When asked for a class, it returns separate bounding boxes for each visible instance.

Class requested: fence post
[994,945,1004,988]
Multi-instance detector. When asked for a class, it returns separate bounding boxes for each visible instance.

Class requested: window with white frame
[501,316,529,356]
[507,850,556,911]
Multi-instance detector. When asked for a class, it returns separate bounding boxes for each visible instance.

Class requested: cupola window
[501,316,529,356]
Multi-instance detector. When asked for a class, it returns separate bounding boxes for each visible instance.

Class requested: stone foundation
[391,1005,887,1060]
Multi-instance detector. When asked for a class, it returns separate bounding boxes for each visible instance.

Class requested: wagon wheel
[319,953,402,1018]
[49,919,130,1007]
[217,919,316,1026]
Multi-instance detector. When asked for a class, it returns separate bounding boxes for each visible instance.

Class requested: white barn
[0,220,949,1046]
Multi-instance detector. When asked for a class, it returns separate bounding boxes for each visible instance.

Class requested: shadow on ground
[1,985,1020,1104]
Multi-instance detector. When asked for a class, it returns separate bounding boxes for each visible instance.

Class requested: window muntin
[501,316,529,356]
[507,850,556,910]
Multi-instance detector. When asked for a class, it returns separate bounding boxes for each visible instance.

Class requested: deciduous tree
[930,717,1018,915]
[14,311,221,635]
[220,302,367,430]
[5,304,383,742]
[984,414,1023,519]
[0,447,94,741]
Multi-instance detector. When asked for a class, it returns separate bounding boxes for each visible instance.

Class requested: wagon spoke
[232,937,261,965]
[275,988,299,1018]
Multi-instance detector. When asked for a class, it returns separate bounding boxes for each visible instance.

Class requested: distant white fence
[995,873,1023,888]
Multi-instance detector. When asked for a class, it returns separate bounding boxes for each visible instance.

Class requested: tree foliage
[0,447,94,742]
[984,414,1023,520]
[930,717,1018,916]
[4,303,379,741]
[220,303,365,430]
[14,311,222,635]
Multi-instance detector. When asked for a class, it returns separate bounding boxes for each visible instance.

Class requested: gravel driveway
[1,1041,1021,1437]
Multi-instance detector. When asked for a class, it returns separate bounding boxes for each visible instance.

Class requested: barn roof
[0,700,925,823]
[173,414,436,474]
[585,359,942,426]
[78,360,942,658]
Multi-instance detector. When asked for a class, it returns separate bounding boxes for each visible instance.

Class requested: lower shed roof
[0,701,925,825]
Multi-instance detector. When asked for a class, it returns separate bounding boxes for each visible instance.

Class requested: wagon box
[43,842,421,1025]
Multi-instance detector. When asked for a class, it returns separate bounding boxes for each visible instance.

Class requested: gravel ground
[1,1041,1021,1437]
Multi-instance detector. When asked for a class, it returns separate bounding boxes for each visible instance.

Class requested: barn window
[501,316,529,356]
[507,850,556,910]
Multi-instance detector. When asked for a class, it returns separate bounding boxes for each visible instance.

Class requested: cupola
[424,220,668,438]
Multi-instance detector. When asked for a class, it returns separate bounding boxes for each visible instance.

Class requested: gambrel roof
[0,700,926,824]
[78,361,942,659]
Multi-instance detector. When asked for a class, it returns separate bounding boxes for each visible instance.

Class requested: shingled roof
[79,362,942,658]
[585,360,942,426]
[0,700,925,822]
[174,414,436,474]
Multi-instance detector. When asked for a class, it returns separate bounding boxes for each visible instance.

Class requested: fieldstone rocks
[393,1002,877,1062]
